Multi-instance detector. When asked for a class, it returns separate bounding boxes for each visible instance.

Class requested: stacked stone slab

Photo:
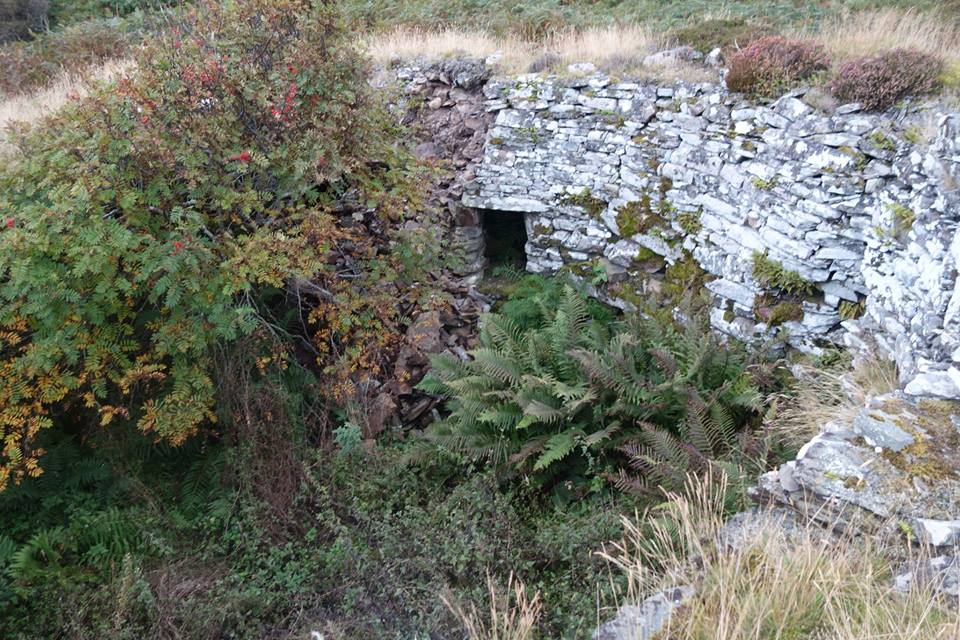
[391,60,493,285]
[461,69,960,399]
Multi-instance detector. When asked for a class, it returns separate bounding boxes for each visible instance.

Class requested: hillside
[1,1,960,639]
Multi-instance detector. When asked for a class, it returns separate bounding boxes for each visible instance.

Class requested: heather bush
[829,48,943,111]
[0,0,439,489]
[726,36,830,98]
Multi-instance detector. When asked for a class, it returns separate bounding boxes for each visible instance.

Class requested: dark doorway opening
[482,209,528,272]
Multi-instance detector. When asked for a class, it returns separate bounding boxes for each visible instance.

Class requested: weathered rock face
[392,60,494,285]
[753,393,960,540]
[458,70,960,398]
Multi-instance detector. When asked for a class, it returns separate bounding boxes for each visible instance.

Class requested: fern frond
[532,431,576,471]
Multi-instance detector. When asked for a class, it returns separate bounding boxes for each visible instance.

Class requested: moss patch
[663,251,710,306]
[677,209,702,235]
[768,302,804,326]
[838,299,865,320]
[751,176,777,191]
[868,131,896,153]
[616,195,660,237]
[752,251,816,297]
[559,188,608,218]
[889,203,916,236]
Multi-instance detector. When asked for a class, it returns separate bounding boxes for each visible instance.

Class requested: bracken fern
[418,282,768,491]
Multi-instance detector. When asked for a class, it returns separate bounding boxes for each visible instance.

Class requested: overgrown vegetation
[418,281,777,493]
[726,37,830,98]
[0,408,630,638]
[0,15,133,96]
[341,0,960,38]
[0,0,444,489]
[2,0,947,636]
[46,0,172,27]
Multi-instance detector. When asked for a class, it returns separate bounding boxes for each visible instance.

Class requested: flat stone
[911,519,960,547]
[904,372,960,399]
[852,409,915,452]
[567,62,597,75]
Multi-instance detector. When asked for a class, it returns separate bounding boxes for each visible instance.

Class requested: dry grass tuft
[366,27,521,68]
[600,473,960,640]
[441,572,542,640]
[0,58,132,157]
[805,9,960,68]
[766,353,898,450]
[368,9,960,93]
[366,25,674,77]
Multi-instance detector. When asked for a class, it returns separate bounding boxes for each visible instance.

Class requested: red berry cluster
[270,66,299,122]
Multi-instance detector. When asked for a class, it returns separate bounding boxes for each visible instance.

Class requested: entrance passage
[482,209,528,271]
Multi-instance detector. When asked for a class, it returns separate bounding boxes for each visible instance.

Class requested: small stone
[593,586,695,640]
[911,519,960,547]
[904,371,960,399]
[835,103,862,115]
[643,46,700,67]
[567,62,597,75]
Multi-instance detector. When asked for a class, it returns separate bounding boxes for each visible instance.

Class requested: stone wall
[459,68,960,399]
[389,60,493,285]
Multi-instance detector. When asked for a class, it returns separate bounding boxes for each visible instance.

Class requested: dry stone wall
[459,68,960,399]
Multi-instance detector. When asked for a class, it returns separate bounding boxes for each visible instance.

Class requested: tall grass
[766,353,898,451]
[365,25,713,79]
[804,9,960,69]
[0,59,132,157]
[441,573,542,640]
[600,474,960,639]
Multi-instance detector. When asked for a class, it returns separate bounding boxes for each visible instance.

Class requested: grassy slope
[342,0,960,35]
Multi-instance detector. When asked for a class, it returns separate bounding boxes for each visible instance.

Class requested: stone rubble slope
[754,392,960,544]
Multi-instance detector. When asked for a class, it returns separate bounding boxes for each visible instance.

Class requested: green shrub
[726,36,830,98]
[47,0,167,28]
[493,272,614,330]
[0,0,438,489]
[418,282,764,490]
